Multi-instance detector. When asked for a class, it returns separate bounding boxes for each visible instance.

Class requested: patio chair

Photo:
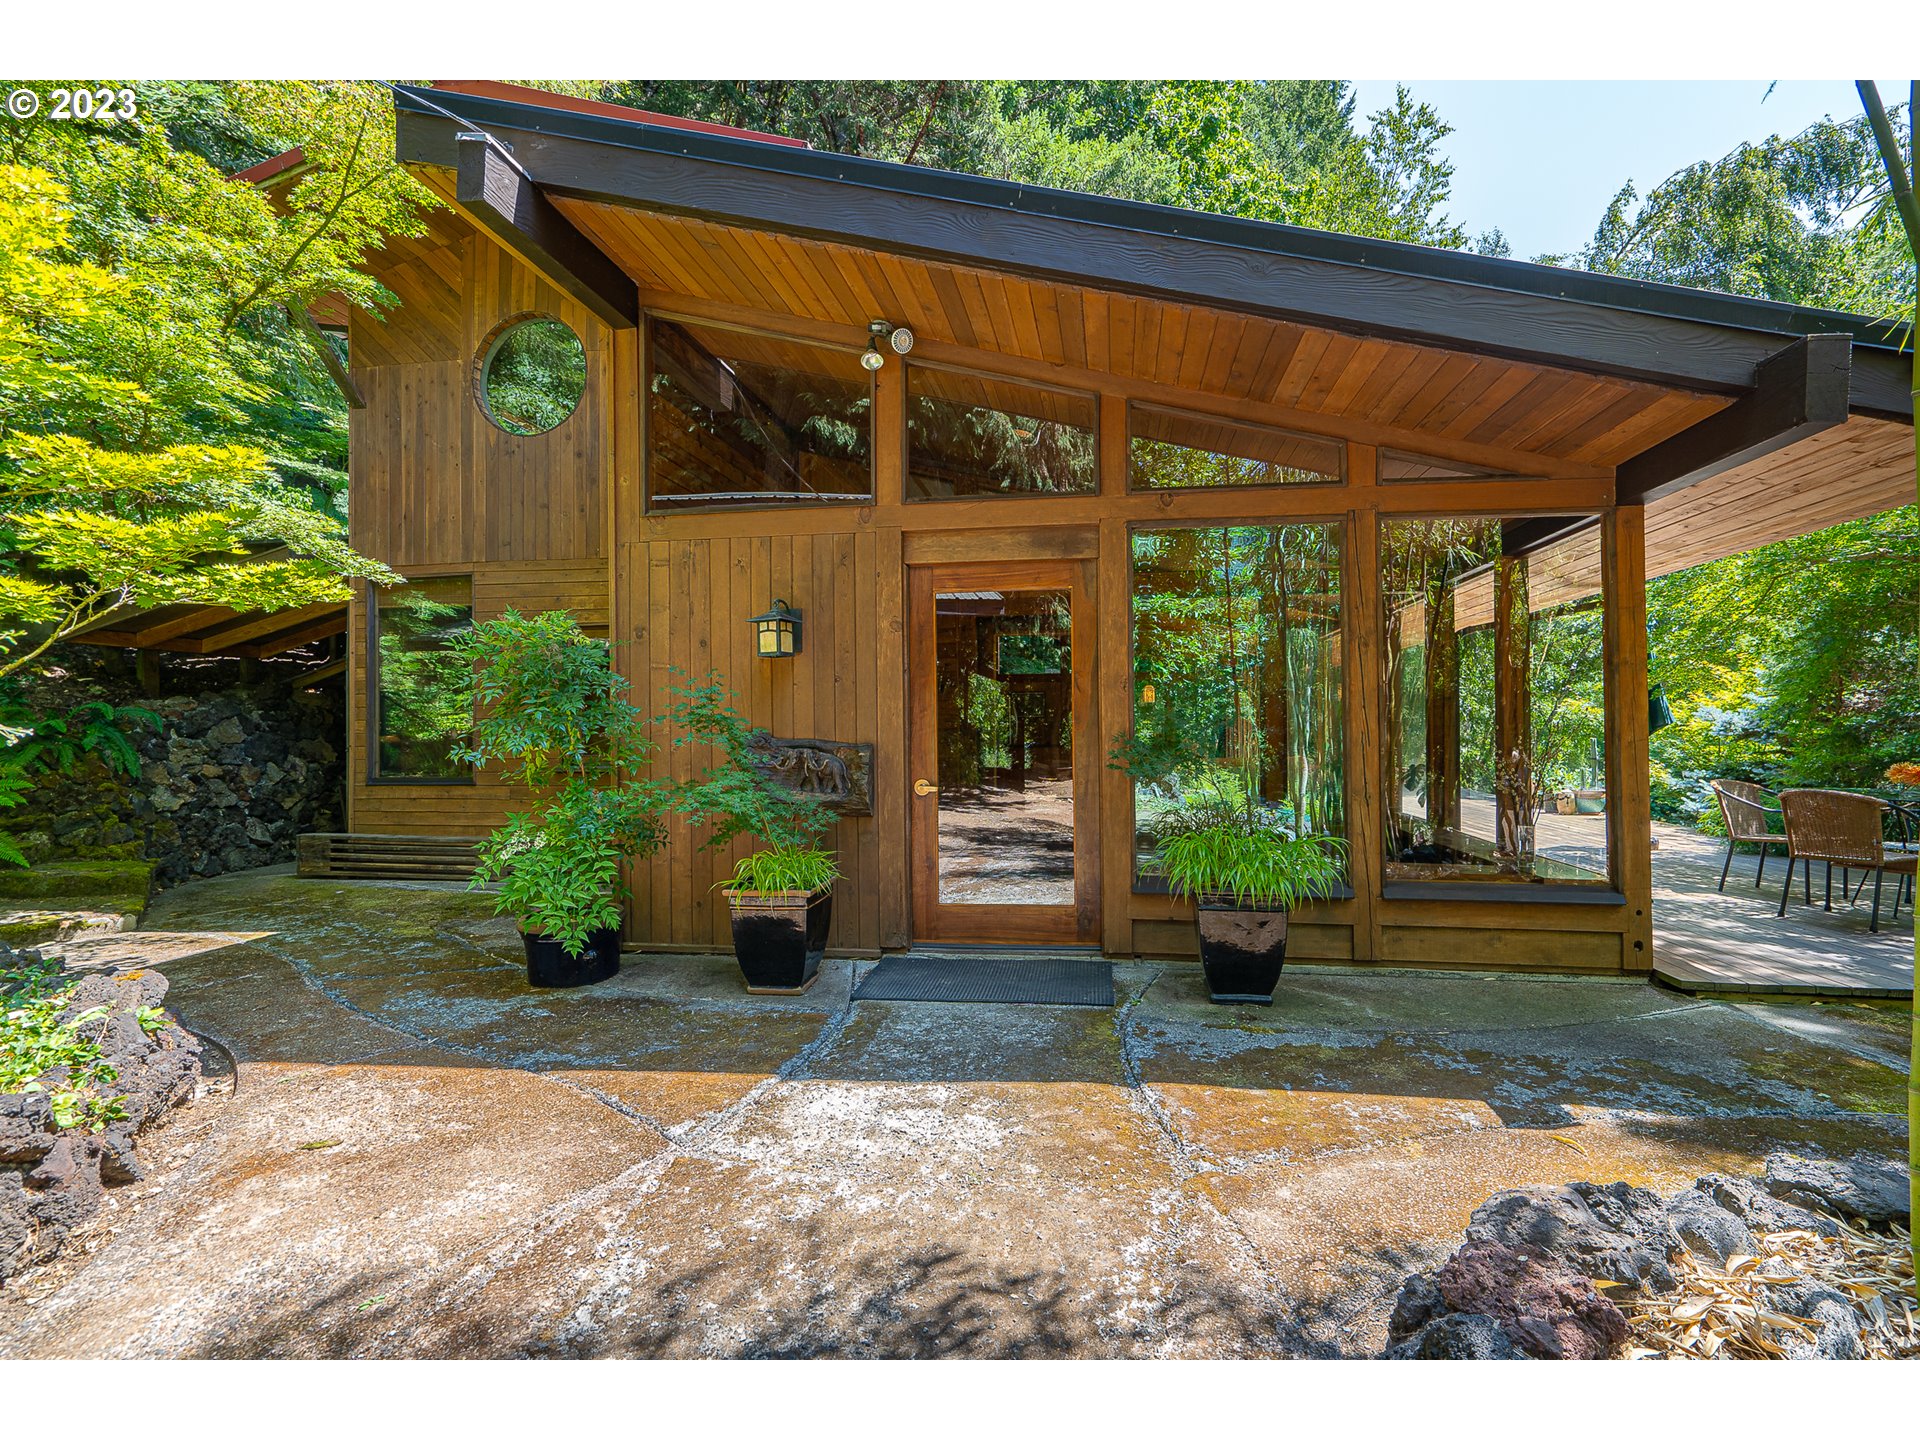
[1710,779,1786,891]
[1775,788,1917,933]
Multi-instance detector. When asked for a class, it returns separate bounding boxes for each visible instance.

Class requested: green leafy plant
[727,847,841,895]
[1,959,126,1133]
[136,1004,168,1035]
[1154,827,1347,910]
[452,610,670,956]
[665,671,837,895]
[0,688,159,866]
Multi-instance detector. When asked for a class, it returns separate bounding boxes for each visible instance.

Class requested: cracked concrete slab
[2,869,1907,1359]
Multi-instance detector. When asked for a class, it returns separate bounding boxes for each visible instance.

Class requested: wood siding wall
[344,204,615,839]
[346,200,1657,976]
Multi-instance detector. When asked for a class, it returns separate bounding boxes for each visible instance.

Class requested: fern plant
[1155,826,1347,909]
[0,691,159,867]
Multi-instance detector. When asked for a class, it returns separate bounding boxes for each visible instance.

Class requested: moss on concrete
[0,858,153,913]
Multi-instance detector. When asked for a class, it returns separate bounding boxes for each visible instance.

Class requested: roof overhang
[392,83,1912,423]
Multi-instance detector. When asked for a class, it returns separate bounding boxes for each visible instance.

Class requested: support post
[1607,505,1655,970]
[1492,553,1532,862]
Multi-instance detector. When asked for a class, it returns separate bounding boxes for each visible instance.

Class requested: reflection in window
[371,577,474,781]
[1131,406,1342,490]
[906,366,1095,500]
[479,317,586,436]
[647,317,872,507]
[1128,525,1345,882]
[1381,518,1608,884]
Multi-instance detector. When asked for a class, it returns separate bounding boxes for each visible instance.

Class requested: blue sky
[1347,81,1892,260]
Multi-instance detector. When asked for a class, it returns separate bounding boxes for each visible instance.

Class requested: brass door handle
[913,779,938,797]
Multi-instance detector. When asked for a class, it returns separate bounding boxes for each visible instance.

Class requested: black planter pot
[522,926,622,988]
[1193,895,1289,1005]
[727,888,832,994]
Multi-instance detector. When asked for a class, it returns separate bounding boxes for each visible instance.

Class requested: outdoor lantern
[750,599,802,658]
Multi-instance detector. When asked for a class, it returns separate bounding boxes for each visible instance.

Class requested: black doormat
[853,952,1114,1007]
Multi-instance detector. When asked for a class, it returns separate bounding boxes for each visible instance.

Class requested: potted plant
[666,672,839,994]
[1155,821,1347,1005]
[453,610,668,987]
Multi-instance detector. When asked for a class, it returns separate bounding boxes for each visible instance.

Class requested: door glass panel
[934,587,1074,905]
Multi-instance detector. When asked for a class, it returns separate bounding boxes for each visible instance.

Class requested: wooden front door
[907,559,1099,945]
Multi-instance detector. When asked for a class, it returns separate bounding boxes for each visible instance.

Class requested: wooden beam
[240,613,351,659]
[1617,334,1853,504]
[284,302,365,409]
[454,134,638,330]
[184,602,344,654]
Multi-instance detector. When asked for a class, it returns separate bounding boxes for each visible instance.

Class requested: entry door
[908,560,1098,945]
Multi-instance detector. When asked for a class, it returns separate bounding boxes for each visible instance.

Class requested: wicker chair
[1775,789,1918,932]
[1710,779,1787,891]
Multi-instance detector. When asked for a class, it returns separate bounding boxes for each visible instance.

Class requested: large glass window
[1381,518,1608,885]
[370,576,474,782]
[1131,405,1342,490]
[647,317,872,508]
[906,365,1096,500]
[1128,524,1345,883]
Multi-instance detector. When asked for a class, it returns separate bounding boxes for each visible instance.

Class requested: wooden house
[324,81,1916,974]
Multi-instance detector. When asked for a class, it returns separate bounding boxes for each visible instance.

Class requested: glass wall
[370,576,474,782]
[1128,524,1345,882]
[1381,517,1609,885]
[1131,405,1342,490]
[647,317,872,508]
[906,365,1096,500]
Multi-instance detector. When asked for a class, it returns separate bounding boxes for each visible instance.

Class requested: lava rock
[1664,1187,1755,1266]
[1431,1241,1629,1359]
[1386,1271,1447,1343]
[1465,1181,1679,1294]
[1764,1152,1909,1229]
[1386,1311,1529,1360]
[1688,1173,1840,1239]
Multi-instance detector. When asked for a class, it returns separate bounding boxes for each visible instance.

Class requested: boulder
[1764,1152,1909,1229]
[1664,1187,1755,1266]
[1465,1181,1679,1293]
[1688,1173,1839,1239]
[1430,1241,1629,1359]
[1386,1312,1529,1360]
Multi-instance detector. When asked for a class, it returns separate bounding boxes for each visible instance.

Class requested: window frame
[473,312,588,439]
[1126,400,1346,495]
[902,357,1102,505]
[641,311,878,516]
[1123,513,1352,895]
[365,575,477,787]
[1374,509,1618,894]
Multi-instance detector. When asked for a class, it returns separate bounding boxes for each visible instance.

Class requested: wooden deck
[1650,822,1915,999]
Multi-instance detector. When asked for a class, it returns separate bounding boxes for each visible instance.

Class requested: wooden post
[1607,505,1655,970]
[1345,445,1384,963]
[1096,394,1134,954]
[1492,553,1532,861]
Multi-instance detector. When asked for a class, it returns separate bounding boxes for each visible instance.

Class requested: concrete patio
[1,866,1907,1359]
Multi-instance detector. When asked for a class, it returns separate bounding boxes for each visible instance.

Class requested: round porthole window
[476,316,587,436]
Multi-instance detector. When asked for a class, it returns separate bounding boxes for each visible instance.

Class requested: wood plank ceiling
[554,197,1731,470]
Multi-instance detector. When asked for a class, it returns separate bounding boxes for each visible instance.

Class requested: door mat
[852,952,1114,1007]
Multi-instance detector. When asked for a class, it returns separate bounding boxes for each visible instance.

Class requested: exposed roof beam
[393,88,1911,415]
[1617,334,1853,506]
[453,132,638,330]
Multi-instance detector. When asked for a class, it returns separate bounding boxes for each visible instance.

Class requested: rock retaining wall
[4,649,344,888]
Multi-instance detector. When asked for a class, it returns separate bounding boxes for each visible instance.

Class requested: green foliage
[1,958,125,1133]
[0,686,156,866]
[1153,827,1347,909]
[726,846,841,896]
[481,319,587,435]
[455,610,670,954]
[135,1004,167,1035]
[1544,106,1913,318]
[0,81,431,696]
[665,670,835,857]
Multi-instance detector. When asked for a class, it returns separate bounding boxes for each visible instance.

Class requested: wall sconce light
[750,599,802,658]
[862,319,915,371]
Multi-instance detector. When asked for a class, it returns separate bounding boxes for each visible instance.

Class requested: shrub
[1155,826,1347,909]
[453,610,669,955]
[664,671,837,894]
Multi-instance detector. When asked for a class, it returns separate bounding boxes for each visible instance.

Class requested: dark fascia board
[454,134,639,328]
[393,86,1913,419]
[1617,334,1854,505]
